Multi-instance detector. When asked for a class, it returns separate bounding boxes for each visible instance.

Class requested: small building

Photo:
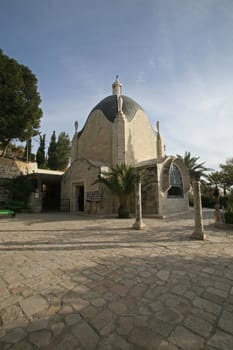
[61,78,190,216]
[0,156,63,212]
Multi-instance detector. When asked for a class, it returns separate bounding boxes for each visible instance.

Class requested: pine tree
[0,49,42,156]
[56,132,71,170]
[23,139,34,161]
[36,134,46,168]
[47,131,70,170]
[47,131,58,170]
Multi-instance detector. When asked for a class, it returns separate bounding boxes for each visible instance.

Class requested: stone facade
[61,78,190,216]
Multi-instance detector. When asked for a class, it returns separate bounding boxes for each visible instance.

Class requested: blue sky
[1,0,232,170]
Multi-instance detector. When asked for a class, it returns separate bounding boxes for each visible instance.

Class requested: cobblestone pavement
[0,210,233,350]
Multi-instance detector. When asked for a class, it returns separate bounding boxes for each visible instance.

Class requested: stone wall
[0,157,38,205]
[0,157,38,179]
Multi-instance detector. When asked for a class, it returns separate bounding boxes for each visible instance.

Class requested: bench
[0,209,15,217]
[6,200,24,211]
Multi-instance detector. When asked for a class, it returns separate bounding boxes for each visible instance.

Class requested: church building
[61,78,190,216]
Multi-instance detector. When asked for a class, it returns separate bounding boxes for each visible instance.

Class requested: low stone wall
[0,157,38,205]
[0,157,38,179]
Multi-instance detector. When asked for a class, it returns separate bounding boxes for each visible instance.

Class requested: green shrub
[224,211,233,224]
[8,175,34,209]
[224,202,233,224]
[201,194,215,208]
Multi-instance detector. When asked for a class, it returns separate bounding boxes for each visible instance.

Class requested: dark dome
[91,95,143,123]
[78,95,144,136]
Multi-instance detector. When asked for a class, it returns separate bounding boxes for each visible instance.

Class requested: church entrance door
[76,185,84,211]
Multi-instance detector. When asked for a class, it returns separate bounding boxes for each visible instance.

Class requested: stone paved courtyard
[0,210,233,350]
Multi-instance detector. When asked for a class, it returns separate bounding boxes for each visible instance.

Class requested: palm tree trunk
[132,173,145,230]
[191,180,205,240]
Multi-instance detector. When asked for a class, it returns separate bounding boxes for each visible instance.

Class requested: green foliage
[177,151,211,183]
[47,131,57,169]
[0,49,42,156]
[8,175,33,208]
[94,163,136,218]
[36,134,46,168]
[201,194,215,208]
[56,132,71,170]
[23,138,35,161]
[219,158,233,189]
[47,131,70,170]
[224,204,233,224]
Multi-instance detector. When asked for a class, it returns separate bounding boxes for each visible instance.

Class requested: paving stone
[149,317,174,337]
[91,297,106,307]
[218,310,233,334]
[145,286,168,299]
[184,314,213,338]
[0,288,10,301]
[169,326,205,350]
[62,292,89,311]
[0,295,22,310]
[156,307,183,324]
[157,341,179,350]
[72,321,99,349]
[157,270,170,281]
[100,333,133,350]
[1,328,26,343]
[129,283,148,297]
[111,284,129,297]
[149,300,164,312]
[202,267,216,275]
[191,307,217,324]
[1,304,27,327]
[1,344,11,350]
[43,330,79,350]
[109,301,128,315]
[207,286,228,298]
[65,313,82,325]
[5,340,32,350]
[207,329,233,350]
[202,291,226,305]
[19,294,48,317]
[0,328,6,338]
[90,309,114,331]
[172,284,190,296]
[50,321,66,336]
[192,296,222,315]
[117,316,133,335]
[128,327,163,349]
[1,212,233,350]
[80,305,98,319]
[100,322,115,336]
[29,329,51,346]
[58,304,73,315]
[27,318,49,332]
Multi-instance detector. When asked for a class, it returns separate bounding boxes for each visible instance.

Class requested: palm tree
[177,152,211,240]
[177,152,210,184]
[94,163,136,218]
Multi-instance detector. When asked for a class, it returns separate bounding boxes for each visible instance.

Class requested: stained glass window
[168,164,183,197]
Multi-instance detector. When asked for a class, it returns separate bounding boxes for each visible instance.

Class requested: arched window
[167,164,183,197]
